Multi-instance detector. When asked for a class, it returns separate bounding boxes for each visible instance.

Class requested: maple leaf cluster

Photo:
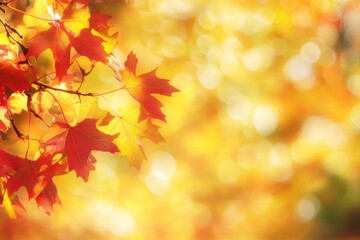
[0,0,178,215]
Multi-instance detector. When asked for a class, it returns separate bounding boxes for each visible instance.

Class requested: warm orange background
[2,0,360,239]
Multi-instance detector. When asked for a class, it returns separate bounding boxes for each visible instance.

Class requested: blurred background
[3,0,360,239]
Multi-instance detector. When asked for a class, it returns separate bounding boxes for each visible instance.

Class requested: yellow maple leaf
[99,106,164,169]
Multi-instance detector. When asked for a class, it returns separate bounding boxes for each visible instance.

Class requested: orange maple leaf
[120,52,179,122]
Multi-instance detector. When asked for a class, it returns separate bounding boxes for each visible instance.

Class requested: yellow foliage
[7,92,27,115]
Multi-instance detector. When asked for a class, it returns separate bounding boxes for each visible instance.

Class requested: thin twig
[25,91,51,127]
[10,118,25,139]
[32,82,96,97]
[0,18,28,54]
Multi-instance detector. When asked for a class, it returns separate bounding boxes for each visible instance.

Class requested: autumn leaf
[34,181,61,214]
[0,61,34,106]
[66,28,107,62]
[119,52,179,122]
[0,60,35,133]
[7,92,28,114]
[26,26,70,80]
[89,11,112,35]
[99,107,164,169]
[0,150,65,214]
[26,0,108,79]
[46,118,119,181]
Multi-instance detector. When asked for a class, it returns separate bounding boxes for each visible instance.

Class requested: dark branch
[0,17,28,55]
[10,118,25,139]
[32,82,96,97]
[25,91,51,127]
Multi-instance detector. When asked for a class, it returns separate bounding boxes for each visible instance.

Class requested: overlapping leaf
[119,52,179,122]
[0,59,35,133]
[0,150,66,214]
[46,118,119,181]
[0,61,34,106]
[26,0,108,79]
[100,107,164,169]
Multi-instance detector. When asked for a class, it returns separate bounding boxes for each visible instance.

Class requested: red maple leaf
[120,52,179,122]
[0,59,35,133]
[0,61,34,106]
[89,11,112,35]
[26,0,108,79]
[46,118,119,181]
[0,150,65,214]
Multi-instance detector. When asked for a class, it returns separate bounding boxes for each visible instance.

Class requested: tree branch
[32,82,96,97]
[0,16,28,54]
